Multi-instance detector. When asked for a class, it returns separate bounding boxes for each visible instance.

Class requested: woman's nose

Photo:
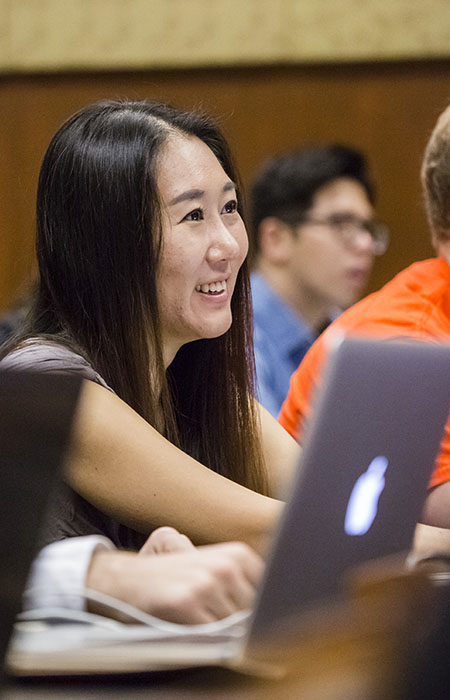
[207,221,242,262]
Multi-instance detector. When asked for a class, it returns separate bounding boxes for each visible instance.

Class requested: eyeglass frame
[291,213,390,256]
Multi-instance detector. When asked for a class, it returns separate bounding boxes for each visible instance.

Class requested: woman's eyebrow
[168,189,204,207]
[168,181,236,207]
[223,180,237,193]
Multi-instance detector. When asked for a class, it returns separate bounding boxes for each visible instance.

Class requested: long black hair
[6,100,268,495]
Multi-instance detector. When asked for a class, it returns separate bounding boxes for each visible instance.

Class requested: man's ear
[258,217,295,265]
[434,235,450,265]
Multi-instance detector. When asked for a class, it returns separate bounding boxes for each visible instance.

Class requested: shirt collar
[251,272,318,357]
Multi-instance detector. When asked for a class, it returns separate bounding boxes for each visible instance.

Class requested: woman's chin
[195,319,233,342]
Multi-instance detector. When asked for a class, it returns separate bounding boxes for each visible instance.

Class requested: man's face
[286,177,376,311]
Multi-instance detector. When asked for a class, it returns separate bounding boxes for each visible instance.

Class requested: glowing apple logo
[344,456,389,536]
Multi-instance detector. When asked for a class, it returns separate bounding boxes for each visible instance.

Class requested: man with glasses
[279,105,450,530]
[249,144,387,417]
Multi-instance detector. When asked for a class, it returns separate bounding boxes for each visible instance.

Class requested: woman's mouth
[195,280,227,295]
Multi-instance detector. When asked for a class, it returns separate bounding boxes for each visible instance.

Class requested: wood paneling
[1,60,449,312]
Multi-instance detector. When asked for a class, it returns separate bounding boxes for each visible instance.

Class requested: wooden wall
[1,59,450,313]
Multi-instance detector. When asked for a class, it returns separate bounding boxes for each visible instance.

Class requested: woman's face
[157,134,248,366]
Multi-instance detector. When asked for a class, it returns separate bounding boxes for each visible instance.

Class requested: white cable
[21,585,251,635]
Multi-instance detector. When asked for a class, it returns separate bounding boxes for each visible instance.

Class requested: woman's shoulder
[0,339,114,392]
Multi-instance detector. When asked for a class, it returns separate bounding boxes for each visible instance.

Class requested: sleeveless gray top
[1,341,148,551]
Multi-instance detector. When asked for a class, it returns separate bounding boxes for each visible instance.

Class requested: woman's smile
[195,279,228,294]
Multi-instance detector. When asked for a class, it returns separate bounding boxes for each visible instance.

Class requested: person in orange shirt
[279,103,450,531]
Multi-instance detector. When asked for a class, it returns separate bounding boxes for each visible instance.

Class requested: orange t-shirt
[279,258,450,488]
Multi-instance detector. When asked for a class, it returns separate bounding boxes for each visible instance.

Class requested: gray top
[0,341,113,391]
[1,340,148,551]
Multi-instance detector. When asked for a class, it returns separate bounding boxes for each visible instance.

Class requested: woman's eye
[182,208,204,222]
[222,199,238,214]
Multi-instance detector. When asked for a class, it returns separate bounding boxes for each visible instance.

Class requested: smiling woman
[157,134,248,364]
[0,100,298,553]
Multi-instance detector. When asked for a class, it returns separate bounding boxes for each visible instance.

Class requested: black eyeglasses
[298,213,390,256]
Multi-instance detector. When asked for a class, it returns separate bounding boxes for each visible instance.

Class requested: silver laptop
[250,335,450,642]
[8,337,450,676]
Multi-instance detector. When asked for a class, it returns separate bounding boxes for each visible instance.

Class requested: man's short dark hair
[249,144,375,256]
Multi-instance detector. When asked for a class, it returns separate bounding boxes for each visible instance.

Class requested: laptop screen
[0,369,82,676]
[249,337,450,643]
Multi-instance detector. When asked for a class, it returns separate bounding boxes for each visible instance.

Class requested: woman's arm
[65,381,284,553]
[257,402,302,500]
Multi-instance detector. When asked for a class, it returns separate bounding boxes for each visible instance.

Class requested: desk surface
[3,663,379,700]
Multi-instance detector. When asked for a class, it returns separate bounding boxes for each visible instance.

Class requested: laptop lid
[248,337,450,643]
[0,369,82,676]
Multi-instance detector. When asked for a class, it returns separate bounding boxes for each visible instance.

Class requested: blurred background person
[0,284,35,347]
[248,145,389,417]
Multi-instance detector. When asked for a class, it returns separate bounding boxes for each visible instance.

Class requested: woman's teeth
[196,281,226,294]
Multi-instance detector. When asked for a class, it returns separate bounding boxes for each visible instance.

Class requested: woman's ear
[258,217,296,266]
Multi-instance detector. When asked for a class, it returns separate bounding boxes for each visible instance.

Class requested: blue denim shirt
[251,272,322,418]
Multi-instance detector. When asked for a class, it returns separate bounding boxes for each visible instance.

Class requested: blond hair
[421,104,450,242]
